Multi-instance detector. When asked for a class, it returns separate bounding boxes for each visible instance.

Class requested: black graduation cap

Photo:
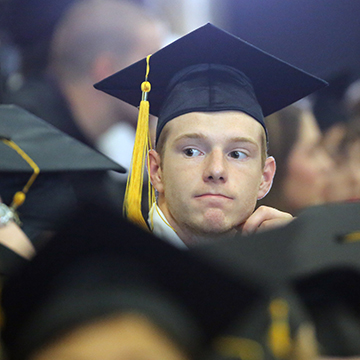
[0,104,125,174]
[94,23,327,137]
[1,202,266,360]
[93,23,328,229]
[194,201,360,357]
[0,104,125,274]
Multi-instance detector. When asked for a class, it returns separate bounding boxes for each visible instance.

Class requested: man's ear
[148,149,164,193]
[258,156,276,200]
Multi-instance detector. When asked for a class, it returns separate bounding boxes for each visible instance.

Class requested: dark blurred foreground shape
[1,201,268,360]
[2,199,360,359]
[195,200,360,358]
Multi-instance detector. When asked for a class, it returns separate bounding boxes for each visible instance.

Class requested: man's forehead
[162,110,265,141]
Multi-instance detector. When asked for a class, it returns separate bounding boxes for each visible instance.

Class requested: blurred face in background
[324,126,360,203]
[282,111,334,210]
[29,313,189,360]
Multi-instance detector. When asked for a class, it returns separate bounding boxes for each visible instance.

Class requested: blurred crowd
[258,72,360,214]
[1,0,360,217]
[1,1,360,360]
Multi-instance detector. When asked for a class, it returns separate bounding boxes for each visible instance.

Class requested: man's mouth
[195,193,233,200]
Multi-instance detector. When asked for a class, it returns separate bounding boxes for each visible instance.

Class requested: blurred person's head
[258,105,334,214]
[48,0,165,142]
[324,118,360,203]
[313,71,352,164]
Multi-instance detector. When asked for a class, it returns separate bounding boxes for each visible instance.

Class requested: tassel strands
[123,55,155,229]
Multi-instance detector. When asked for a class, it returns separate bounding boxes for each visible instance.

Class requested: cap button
[141,81,151,93]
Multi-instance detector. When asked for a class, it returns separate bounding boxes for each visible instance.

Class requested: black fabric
[0,245,28,276]
[0,171,125,250]
[156,64,265,141]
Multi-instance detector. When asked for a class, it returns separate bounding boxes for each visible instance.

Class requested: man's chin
[197,210,236,236]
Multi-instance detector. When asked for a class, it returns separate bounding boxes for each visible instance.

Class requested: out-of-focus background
[1,0,360,217]
[2,0,360,91]
[153,0,360,81]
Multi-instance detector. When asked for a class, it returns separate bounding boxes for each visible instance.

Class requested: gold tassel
[268,298,292,359]
[123,55,155,229]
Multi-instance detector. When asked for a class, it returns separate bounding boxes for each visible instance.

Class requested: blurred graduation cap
[0,104,125,274]
[195,201,360,357]
[0,104,125,174]
[1,202,268,360]
[94,23,328,229]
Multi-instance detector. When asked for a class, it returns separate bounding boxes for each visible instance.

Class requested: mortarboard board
[94,23,327,134]
[0,104,126,274]
[0,104,125,174]
[194,201,360,357]
[94,23,328,229]
[1,201,268,360]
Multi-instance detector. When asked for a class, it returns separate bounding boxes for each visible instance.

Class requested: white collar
[148,203,187,249]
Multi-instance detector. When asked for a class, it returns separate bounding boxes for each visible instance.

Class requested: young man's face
[149,111,274,244]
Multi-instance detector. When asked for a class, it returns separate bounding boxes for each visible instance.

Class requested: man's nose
[203,149,227,182]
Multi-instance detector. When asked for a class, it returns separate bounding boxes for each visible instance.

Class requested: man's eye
[184,148,202,157]
[229,150,247,159]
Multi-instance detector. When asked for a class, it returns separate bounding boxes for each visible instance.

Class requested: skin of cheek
[159,152,263,237]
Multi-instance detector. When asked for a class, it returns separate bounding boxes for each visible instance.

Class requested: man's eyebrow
[173,133,259,147]
[173,133,207,143]
[228,136,259,147]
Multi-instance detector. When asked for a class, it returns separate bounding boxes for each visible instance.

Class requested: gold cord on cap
[1,138,40,222]
[123,55,155,229]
